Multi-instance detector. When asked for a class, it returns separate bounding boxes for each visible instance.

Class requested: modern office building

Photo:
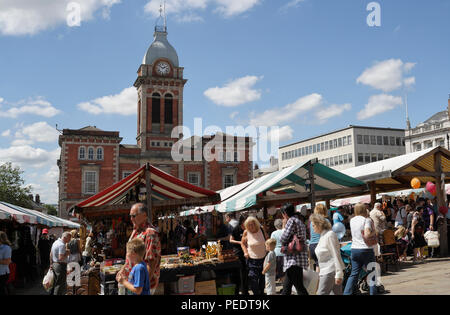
[279,125,406,171]
[405,96,450,153]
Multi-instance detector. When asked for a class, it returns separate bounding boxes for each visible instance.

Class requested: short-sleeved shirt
[129,262,150,295]
[51,238,68,263]
[395,207,407,227]
[350,216,373,249]
[0,244,12,275]
[422,206,434,230]
[123,222,161,291]
[270,229,285,257]
[264,251,276,276]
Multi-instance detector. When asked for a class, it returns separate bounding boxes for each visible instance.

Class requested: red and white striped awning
[0,202,38,224]
[76,164,219,208]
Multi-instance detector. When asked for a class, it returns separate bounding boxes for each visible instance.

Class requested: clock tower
[134,12,187,159]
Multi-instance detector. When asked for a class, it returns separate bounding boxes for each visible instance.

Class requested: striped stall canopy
[77,164,219,209]
[3,202,63,227]
[215,161,365,213]
[0,202,38,224]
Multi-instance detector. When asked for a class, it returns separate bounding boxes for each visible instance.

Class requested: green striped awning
[215,161,365,213]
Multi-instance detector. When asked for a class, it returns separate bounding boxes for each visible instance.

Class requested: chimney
[28,194,33,201]
[35,194,40,204]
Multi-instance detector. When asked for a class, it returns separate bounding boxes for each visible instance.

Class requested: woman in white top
[310,214,345,295]
[82,232,94,267]
[343,203,377,295]
[241,216,268,295]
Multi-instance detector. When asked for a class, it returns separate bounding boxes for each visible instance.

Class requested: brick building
[57,21,253,218]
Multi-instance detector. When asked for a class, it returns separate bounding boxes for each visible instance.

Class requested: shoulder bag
[361,218,378,247]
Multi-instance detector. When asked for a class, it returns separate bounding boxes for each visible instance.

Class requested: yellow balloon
[411,178,421,189]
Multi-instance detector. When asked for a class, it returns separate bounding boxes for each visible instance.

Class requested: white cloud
[204,76,263,107]
[249,93,322,127]
[315,103,352,123]
[0,145,60,169]
[357,94,403,120]
[279,0,305,13]
[230,111,239,119]
[144,0,261,21]
[0,96,61,118]
[77,87,137,115]
[12,121,60,145]
[0,0,121,36]
[1,129,11,137]
[356,59,416,92]
[260,125,294,143]
[214,0,262,17]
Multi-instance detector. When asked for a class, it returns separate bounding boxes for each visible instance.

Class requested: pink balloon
[426,182,436,194]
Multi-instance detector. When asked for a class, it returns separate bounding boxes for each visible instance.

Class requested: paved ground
[380,257,450,295]
[9,257,450,295]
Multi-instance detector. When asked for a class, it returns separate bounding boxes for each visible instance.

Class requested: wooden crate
[195,280,217,295]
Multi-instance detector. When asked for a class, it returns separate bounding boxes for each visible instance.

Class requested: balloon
[411,178,421,189]
[332,222,346,240]
[426,182,436,195]
[439,206,448,215]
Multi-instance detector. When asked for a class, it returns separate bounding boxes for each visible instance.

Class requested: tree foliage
[44,204,57,216]
[0,162,32,208]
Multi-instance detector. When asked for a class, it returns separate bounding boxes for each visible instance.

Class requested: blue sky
[0,0,449,204]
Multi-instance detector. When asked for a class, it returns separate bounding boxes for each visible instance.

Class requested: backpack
[68,239,79,255]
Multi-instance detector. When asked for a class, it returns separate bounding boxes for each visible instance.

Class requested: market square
[0,0,449,298]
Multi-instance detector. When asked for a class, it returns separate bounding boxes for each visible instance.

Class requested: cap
[42,229,48,234]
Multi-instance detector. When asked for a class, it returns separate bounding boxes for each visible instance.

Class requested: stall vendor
[215,215,231,250]
[116,203,161,295]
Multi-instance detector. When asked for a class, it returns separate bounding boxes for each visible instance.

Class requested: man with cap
[38,229,52,275]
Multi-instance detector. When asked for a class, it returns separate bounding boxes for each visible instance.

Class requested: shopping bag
[303,268,319,295]
[43,268,55,292]
[424,231,440,248]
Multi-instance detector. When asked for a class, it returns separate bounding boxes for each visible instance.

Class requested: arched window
[164,94,173,124]
[79,147,86,160]
[96,147,103,160]
[152,93,161,123]
[88,147,94,160]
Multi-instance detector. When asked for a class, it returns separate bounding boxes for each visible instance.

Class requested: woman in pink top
[241,216,268,295]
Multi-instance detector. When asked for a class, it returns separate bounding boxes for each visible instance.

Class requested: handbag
[424,231,440,248]
[281,220,305,255]
[43,268,55,291]
[361,218,378,247]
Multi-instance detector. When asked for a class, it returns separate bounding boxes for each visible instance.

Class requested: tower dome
[142,6,179,67]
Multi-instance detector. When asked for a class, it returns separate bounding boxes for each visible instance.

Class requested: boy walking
[262,239,277,295]
[118,238,150,295]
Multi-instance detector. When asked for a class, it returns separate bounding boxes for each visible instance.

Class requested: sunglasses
[130,214,138,218]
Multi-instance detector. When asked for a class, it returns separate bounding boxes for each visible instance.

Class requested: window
[329,140,334,150]
[188,172,201,186]
[234,151,239,162]
[88,147,94,160]
[425,141,433,149]
[309,145,313,154]
[343,154,348,164]
[348,136,352,145]
[334,156,339,166]
[339,155,343,165]
[370,135,376,145]
[321,142,325,151]
[378,153,383,161]
[371,153,377,162]
[383,136,389,145]
[338,138,342,147]
[330,157,334,166]
[302,147,305,156]
[325,158,330,167]
[123,171,133,179]
[282,153,286,161]
[377,136,382,145]
[402,138,405,146]
[365,153,371,164]
[84,171,97,194]
[96,147,103,160]
[396,137,401,146]
[334,139,338,148]
[164,94,173,124]
[343,137,347,146]
[358,153,364,163]
[79,147,86,160]
[363,135,370,145]
[415,143,422,151]
[313,144,317,153]
[439,139,445,147]
[390,137,396,146]
[325,141,329,151]
[357,135,363,144]
[152,93,161,123]
[317,144,321,153]
[348,153,353,163]
[223,174,236,188]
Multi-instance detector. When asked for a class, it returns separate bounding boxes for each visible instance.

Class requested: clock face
[156,62,170,76]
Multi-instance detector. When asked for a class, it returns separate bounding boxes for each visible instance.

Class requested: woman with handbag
[241,216,268,295]
[343,203,377,295]
[280,203,309,295]
[411,208,427,263]
[310,214,345,295]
